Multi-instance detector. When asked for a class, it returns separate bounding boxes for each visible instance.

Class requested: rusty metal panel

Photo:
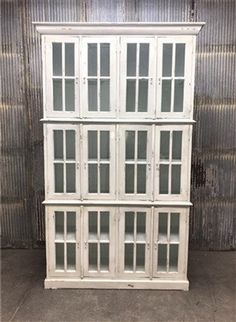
[1,0,235,249]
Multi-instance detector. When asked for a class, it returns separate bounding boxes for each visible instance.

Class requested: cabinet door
[47,207,80,277]
[155,125,191,201]
[81,37,117,117]
[82,125,116,199]
[120,37,156,118]
[118,208,151,277]
[119,125,153,200]
[45,124,80,199]
[152,208,188,278]
[83,207,116,277]
[156,37,194,118]
[45,36,79,117]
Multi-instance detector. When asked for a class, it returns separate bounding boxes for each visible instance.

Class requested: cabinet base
[45,278,189,290]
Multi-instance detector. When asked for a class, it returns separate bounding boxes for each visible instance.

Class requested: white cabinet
[35,22,204,290]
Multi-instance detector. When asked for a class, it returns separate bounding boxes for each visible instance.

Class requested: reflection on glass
[137,164,146,194]
[171,165,181,194]
[138,79,148,112]
[125,212,134,240]
[100,212,109,240]
[65,43,74,76]
[88,79,97,111]
[170,213,180,241]
[160,131,170,160]
[158,213,168,241]
[125,164,134,193]
[126,80,136,112]
[158,244,167,271]
[125,244,133,270]
[159,164,169,194]
[88,44,97,76]
[89,212,97,240]
[173,80,184,112]
[65,79,75,111]
[100,80,110,111]
[175,44,185,77]
[56,243,64,270]
[88,164,98,193]
[88,131,97,160]
[89,243,97,270]
[55,211,64,240]
[100,131,109,160]
[54,130,63,160]
[66,164,75,193]
[100,164,109,193]
[67,212,76,240]
[139,43,149,77]
[67,243,76,270]
[161,80,171,112]
[162,44,172,77]
[125,131,135,160]
[169,244,179,272]
[66,130,75,160]
[137,131,147,160]
[100,243,109,270]
[100,43,110,76]
[54,163,64,193]
[53,43,62,76]
[53,79,62,111]
[127,43,137,76]
[137,212,146,241]
[136,244,145,270]
[172,131,182,160]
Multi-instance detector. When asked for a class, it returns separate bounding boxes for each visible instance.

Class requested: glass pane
[137,164,146,194]
[139,43,149,76]
[54,130,63,160]
[125,131,135,160]
[54,163,64,193]
[89,212,97,240]
[126,80,136,112]
[56,243,64,270]
[65,43,74,76]
[173,80,184,112]
[89,243,97,270]
[136,244,145,271]
[125,212,134,241]
[53,43,62,76]
[100,80,110,111]
[127,43,137,76]
[65,79,75,111]
[169,244,179,272]
[125,244,134,270]
[175,44,185,77]
[67,243,76,270]
[88,79,97,111]
[138,79,148,112]
[100,131,109,160]
[100,243,109,270]
[162,44,172,77]
[88,43,97,76]
[125,164,134,193]
[55,211,64,240]
[158,213,168,241]
[171,165,181,194]
[66,130,75,160]
[159,164,169,194]
[100,43,110,76]
[137,131,147,160]
[66,164,75,193]
[158,244,167,272]
[88,164,98,193]
[172,131,182,160]
[100,164,109,193]
[100,212,109,240]
[170,213,180,242]
[160,131,170,160]
[88,131,97,160]
[67,212,76,240]
[53,79,62,111]
[136,212,146,241]
[161,80,171,112]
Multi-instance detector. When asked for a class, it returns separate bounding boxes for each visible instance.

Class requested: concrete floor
[1,250,236,322]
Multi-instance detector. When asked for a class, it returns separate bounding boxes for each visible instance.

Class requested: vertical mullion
[62,42,65,111]
[98,43,100,111]
[98,130,100,194]
[98,211,101,272]
[168,130,173,194]
[170,43,176,112]
[133,212,137,272]
[167,212,171,273]
[134,130,138,195]
[64,211,67,271]
[63,130,66,193]
[135,43,140,112]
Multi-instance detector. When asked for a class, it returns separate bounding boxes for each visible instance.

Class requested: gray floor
[1,250,236,322]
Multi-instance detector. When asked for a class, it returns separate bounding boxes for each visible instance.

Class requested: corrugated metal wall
[1,0,235,249]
